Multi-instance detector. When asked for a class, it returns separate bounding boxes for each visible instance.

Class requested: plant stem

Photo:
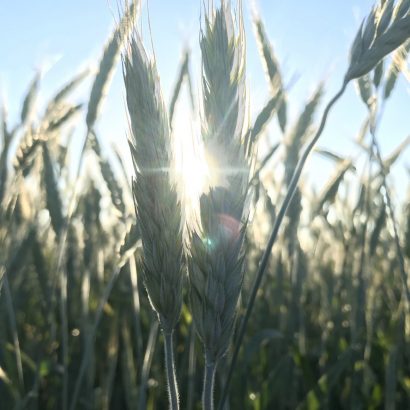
[369,133,410,304]
[186,325,197,410]
[164,331,179,410]
[4,277,24,390]
[60,270,68,410]
[138,321,159,410]
[218,81,349,410]
[203,355,216,410]
[69,265,121,410]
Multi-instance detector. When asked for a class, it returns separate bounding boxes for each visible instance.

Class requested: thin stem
[60,270,68,410]
[129,256,143,367]
[3,277,24,391]
[369,133,410,305]
[49,130,90,344]
[366,98,409,306]
[0,267,4,297]
[138,321,159,410]
[203,355,216,410]
[164,331,180,410]
[69,264,121,410]
[218,81,349,410]
[186,324,197,410]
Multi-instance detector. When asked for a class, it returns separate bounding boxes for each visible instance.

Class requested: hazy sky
[1,0,409,196]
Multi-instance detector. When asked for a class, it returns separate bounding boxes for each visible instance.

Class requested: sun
[173,125,209,206]
[171,102,210,218]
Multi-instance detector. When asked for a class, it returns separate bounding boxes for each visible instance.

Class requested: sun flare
[174,127,209,205]
[172,104,210,217]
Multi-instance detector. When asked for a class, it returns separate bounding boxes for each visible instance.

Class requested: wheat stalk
[187,2,250,408]
[123,28,184,410]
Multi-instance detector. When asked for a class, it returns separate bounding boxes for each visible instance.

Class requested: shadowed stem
[3,277,24,390]
[187,324,197,410]
[364,98,409,306]
[49,130,90,342]
[69,264,121,410]
[53,130,91,410]
[369,132,410,305]
[60,270,68,410]
[138,321,159,409]
[218,80,349,410]
[203,354,217,410]
[164,331,180,410]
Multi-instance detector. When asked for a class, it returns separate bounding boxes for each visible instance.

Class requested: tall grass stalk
[123,25,184,410]
[138,321,159,409]
[189,2,250,408]
[203,354,217,410]
[3,277,24,391]
[164,331,179,409]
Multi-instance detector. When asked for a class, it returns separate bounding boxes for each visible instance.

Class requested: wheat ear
[123,31,184,410]
[346,0,410,81]
[188,2,249,409]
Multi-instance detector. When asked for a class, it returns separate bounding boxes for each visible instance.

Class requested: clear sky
[1,0,409,198]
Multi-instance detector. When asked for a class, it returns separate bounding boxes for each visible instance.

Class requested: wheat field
[1,1,410,409]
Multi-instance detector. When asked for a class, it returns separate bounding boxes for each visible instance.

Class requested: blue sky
[1,0,409,197]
